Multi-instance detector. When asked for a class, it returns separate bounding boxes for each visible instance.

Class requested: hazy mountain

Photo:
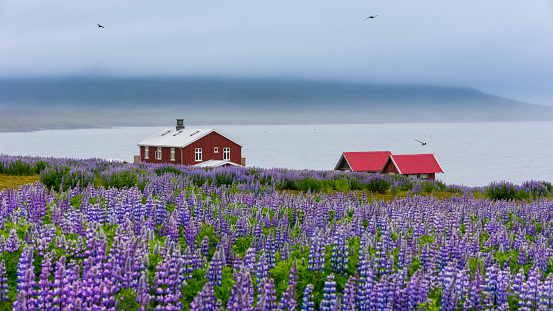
[1,77,553,132]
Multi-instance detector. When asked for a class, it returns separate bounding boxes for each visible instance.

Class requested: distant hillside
[1,77,553,131]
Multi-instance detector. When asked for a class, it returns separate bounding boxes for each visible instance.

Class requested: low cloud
[1,0,552,105]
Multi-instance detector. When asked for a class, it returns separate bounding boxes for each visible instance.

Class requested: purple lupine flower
[497,302,510,311]
[463,269,483,310]
[280,241,291,261]
[244,244,257,271]
[307,231,325,272]
[0,259,9,301]
[135,270,151,308]
[15,247,37,309]
[156,198,167,226]
[255,251,270,290]
[234,216,246,238]
[538,273,553,309]
[374,274,390,311]
[13,289,30,311]
[158,221,167,238]
[228,251,243,270]
[200,236,210,258]
[420,244,430,272]
[193,248,205,270]
[512,267,525,295]
[152,243,184,311]
[51,256,68,310]
[496,267,511,307]
[278,282,298,311]
[7,228,19,252]
[265,231,276,269]
[439,259,457,291]
[165,247,184,310]
[289,258,298,287]
[518,244,528,265]
[301,284,315,311]
[256,289,268,311]
[407,270,423,311]
[343,273,357,310]
[454,267,470,306]
[185,220,199,250]
[36,251,55,311]
[0,235,6,253]
[356,249,375,311]
[190,283,219,311]
[205,245,225,287]
[227,266,254,311]
[182,246,195,280]
[535,247,548,272]
[160,235,174,258]
[518,281,532,310]
[440,276,458,311]
[525,266,540,307]
[438,237,451,272]
[257,278,277,311]
[502,256,511,270]
[331,226,349,275]
[166,213,179,243]
[153,262,170,307]
[320,273,337,311]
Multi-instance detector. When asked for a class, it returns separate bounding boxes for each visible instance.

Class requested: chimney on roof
[176,119,185,131]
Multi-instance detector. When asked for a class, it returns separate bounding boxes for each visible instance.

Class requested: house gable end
[334,154,352,171]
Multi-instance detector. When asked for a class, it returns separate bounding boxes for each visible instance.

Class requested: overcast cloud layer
[1,0,552,105]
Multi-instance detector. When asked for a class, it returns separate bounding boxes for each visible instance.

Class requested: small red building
[380,154,443,180]
[137,119,243,166]
[334,151,392,173]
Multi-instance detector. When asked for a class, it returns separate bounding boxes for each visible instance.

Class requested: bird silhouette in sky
[415,135,432,146]
[364,15,378,20]
[96,23,104,28]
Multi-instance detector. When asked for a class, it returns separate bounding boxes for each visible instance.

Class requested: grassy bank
[0,174,40,190]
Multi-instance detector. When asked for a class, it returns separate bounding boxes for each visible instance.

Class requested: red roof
[342,151,392,172]
[387,154,443,174]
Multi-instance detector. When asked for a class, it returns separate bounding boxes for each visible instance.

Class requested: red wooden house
[137,119,243,166]
[380,154,443,180]
[334,151,392,173]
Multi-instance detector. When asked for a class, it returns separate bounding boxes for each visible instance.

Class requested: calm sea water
[1,121,552,187]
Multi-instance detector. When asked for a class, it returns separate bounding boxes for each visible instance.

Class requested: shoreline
[2,109,553,133]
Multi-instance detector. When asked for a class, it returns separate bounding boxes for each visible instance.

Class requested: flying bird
[96,23,104,28]
[364,15,378,20]
[414,139,427,146]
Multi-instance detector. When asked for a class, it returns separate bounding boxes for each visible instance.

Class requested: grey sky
[1,0,552,105]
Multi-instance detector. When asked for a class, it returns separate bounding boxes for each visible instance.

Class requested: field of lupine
[1,154,553,311]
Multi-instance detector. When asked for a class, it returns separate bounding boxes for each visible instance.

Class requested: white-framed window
[144,146,149,159]
[408,174,417,179]
[170,148,175,161]
[223,147,230,160]
[156,147,162,160]
[419,173,428,179]
[195,148,202,161]
[214,147,219,153]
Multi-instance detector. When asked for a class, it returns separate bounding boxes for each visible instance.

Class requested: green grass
[281,189,460,202]
[0,174,40,190]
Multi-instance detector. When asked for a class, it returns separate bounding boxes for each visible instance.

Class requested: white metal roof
[193,159,241,167]
[137,127,242,148]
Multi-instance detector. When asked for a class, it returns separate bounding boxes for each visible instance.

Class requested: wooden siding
[336,160,351,171]
[382,160,400,175]
[140,131,242,166]
[140,145,182,164]
[184,131,242,166]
